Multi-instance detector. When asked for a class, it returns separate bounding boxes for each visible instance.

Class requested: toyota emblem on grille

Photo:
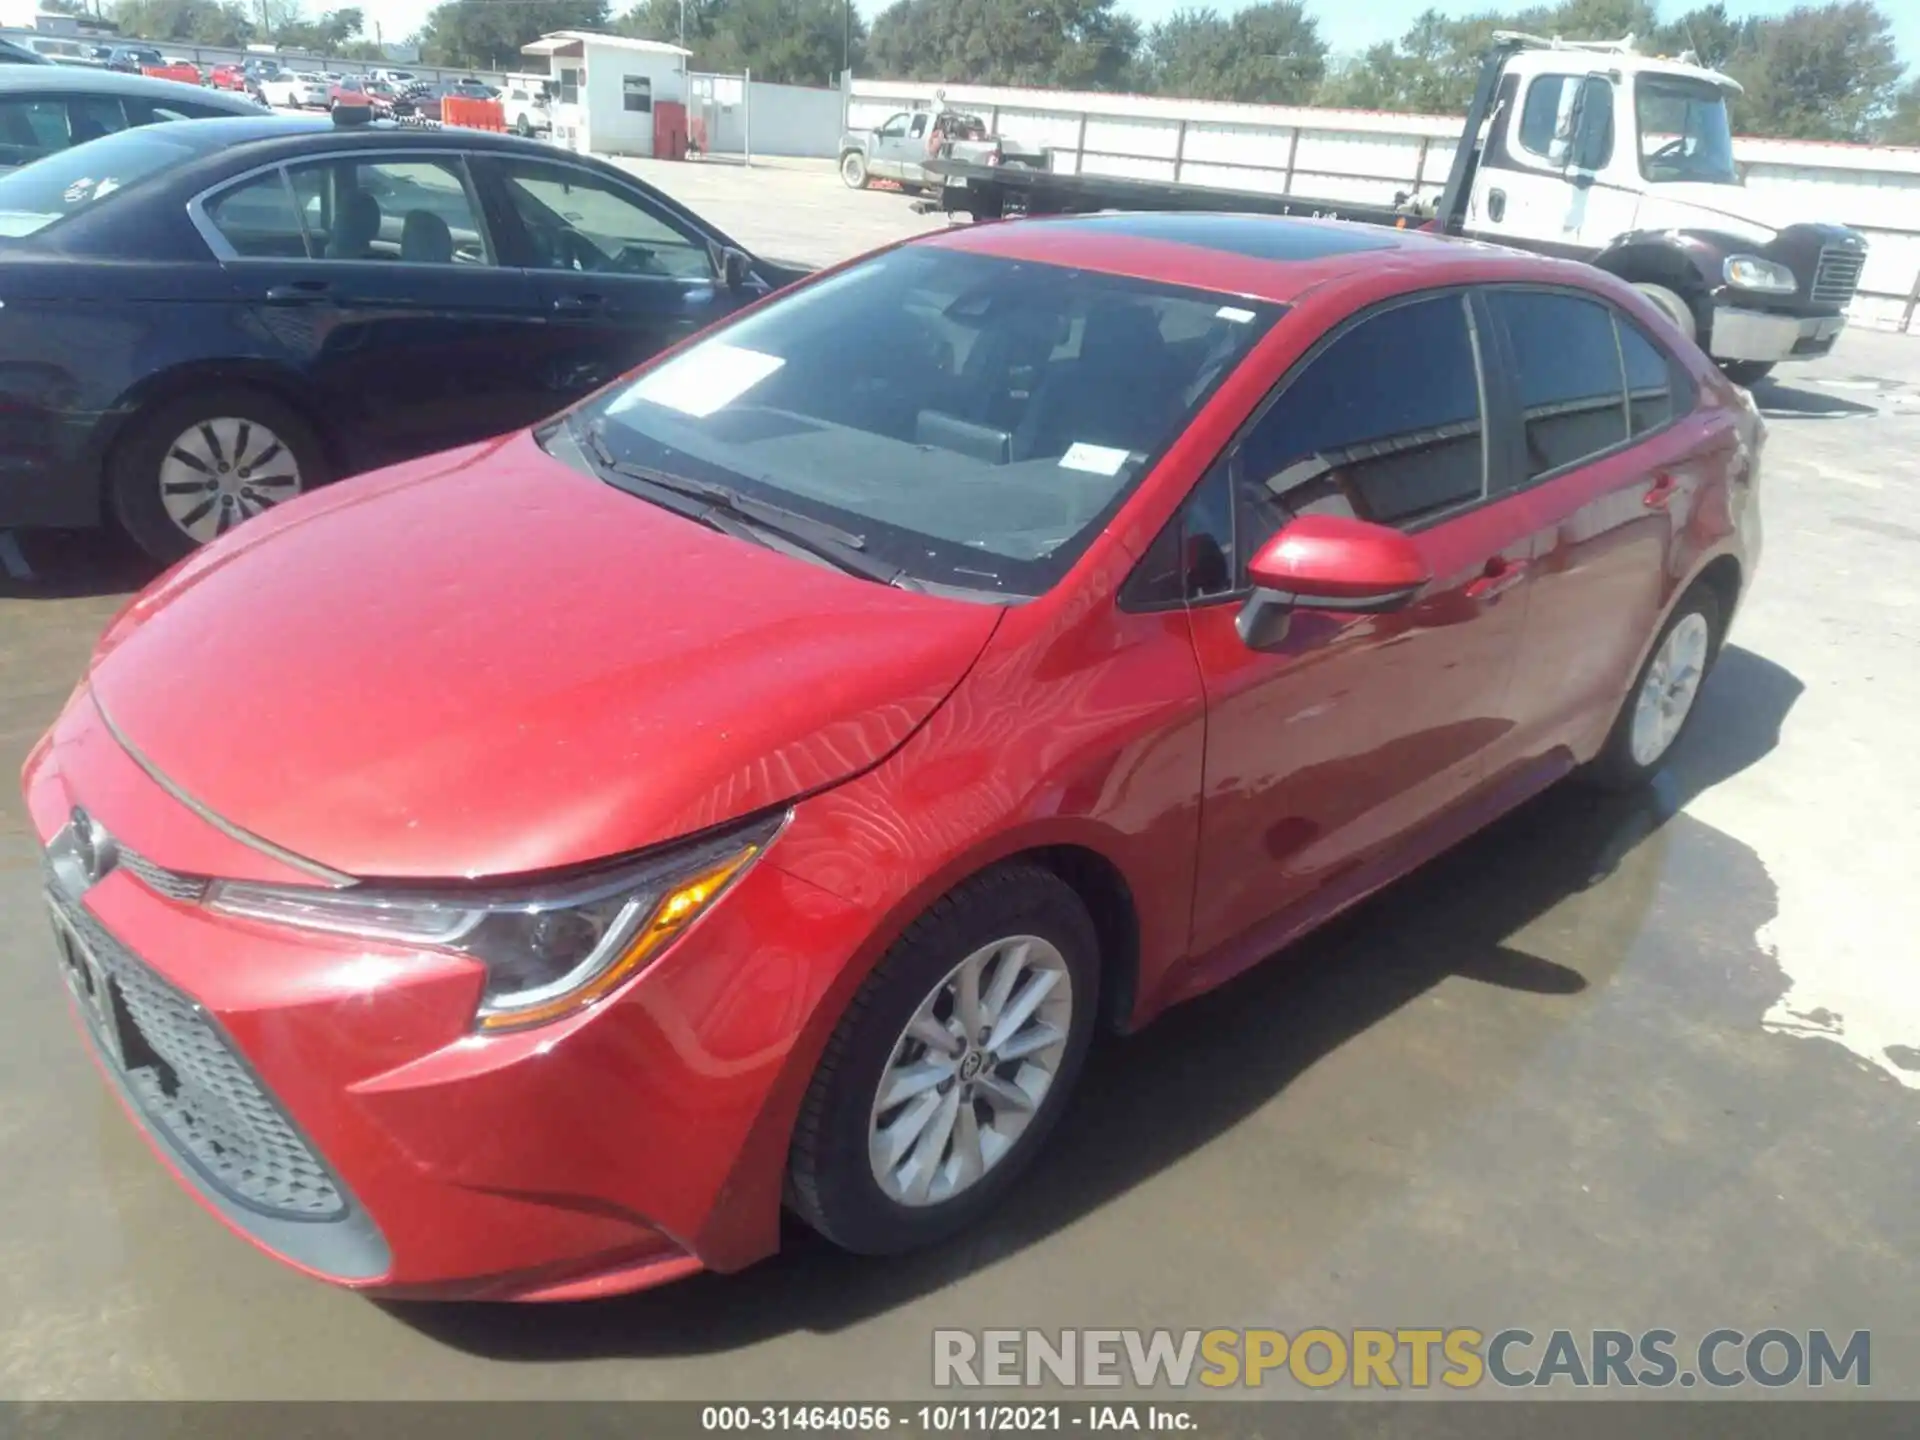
[48,806,119,900]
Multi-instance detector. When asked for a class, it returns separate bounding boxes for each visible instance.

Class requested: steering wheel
[1648,137,1689,162]
[551,227,607,272]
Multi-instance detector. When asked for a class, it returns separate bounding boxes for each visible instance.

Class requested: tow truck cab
[1451,33,1867,381]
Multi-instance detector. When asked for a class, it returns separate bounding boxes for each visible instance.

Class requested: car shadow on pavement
[0,528,158,601]
[1751,378,1878,420]
[388,642,1802,1361]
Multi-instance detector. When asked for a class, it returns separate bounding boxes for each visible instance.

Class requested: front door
[1470,71,1638,255]
[476,153,757,406]
[201,151,549,473]
[1185,291,1542,959]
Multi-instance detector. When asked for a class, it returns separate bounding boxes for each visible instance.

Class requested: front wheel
[1632,282,1698,344]
[787,863,1100,1255]
[839,150,869,189]
[108,388,325,562]
[1583,587,1722,790]
[1719,360,1775,386]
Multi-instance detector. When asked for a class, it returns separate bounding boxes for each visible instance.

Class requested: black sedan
[0,113,807,558]
[0,67,269,172]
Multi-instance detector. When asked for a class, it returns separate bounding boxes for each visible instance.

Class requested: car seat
[400,210,454,264]
[327,189,382,259]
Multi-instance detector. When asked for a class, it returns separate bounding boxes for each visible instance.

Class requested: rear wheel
[839,150,869,189]
[1633,282,1698,344]
[108,388,324,562]
[1584,586,1722,790]
[787,864,1099,1255]
[1719,360,1775,386]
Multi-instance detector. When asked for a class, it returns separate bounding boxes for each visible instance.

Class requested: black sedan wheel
[110,389,325,562]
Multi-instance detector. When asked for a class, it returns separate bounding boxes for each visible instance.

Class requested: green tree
[420,0,610,69]
[1885,77,1920,145]
[112,0,256,46]
[1730,2,1902,140]
[617,0,865,84]
[867,0,1140,91]
[1144,3,1327,104]
[1649,3,1758,70]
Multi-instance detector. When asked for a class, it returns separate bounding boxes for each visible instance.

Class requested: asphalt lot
[1,159,1917,1402]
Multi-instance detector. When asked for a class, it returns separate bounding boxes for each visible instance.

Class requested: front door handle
[1465,555,1529,602]
[1644,473,1680,508]
[552,293,607,315]
[1488,187,1507,222]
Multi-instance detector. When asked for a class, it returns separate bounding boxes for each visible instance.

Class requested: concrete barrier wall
[849,75,1920,332]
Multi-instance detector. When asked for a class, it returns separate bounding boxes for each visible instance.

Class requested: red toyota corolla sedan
[25,213,1761,1301]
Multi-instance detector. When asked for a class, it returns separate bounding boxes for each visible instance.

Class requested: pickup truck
[929,32,1869,383]
[838,106,1044,192]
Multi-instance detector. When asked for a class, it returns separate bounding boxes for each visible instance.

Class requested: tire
[107,387,326,563]
[787,863,1101,1256]
[839,150,869,190]
[1583,585,1723,791]
[1633,282,1698,344]
[1719,360,1775,386]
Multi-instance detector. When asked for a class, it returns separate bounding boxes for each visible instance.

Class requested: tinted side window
[204,170,311,258]
[496,158,711,280]
[1488,290,1628,481]
[285,156,492,265]
[1617,314,1682,436]
[1236,293,1485,553]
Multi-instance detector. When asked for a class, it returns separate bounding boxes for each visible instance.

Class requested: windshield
[0,127,203,236]
[572,246,1281,596]
[1635,76,1738,184]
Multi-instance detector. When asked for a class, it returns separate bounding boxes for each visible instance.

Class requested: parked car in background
[0,114,808,559]
[0,68,272,172]
[838,107,1041,191]
[22,36,102,67]
[162,56,202,82]
[208,63,248,91]
[358,79,414,119]
[104,45,164,75]
[19,211,1760,1301]
[262,70,329,109]
[500,78,551,137]
[327,74,368,109]
[370,67,417,86]
[0,37,54,65]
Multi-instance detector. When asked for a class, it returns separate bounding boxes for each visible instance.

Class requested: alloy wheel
[868,934,1073,1208]
[1630,611,1711,767]
[158,417,303,544]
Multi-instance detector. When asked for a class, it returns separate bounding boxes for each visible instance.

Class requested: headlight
[206,812,785,1032]
[1723,255,1798,295]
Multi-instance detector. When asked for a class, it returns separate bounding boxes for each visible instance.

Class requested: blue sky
[371,0,1916,69]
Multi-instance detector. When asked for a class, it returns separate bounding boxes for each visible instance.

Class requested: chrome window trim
[187,147,498,268]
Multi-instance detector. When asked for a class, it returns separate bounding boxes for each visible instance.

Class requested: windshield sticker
[1215,305,1256,324]
[619,343,785,419]
[1059,442,1130,477]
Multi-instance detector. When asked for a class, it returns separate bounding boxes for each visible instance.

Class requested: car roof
[921,210,1574,304]
[0,67,252,103]
[141,113,594,158]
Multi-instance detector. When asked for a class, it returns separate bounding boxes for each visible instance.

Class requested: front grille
[50,890,345,1220]
[1811,245,1866,306]
[117,847,208,904]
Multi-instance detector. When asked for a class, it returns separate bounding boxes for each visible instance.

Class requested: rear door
[1181,290,1544,959]
[1478,285,1708,767]
[473,152,759,404]
[197,150,549,473]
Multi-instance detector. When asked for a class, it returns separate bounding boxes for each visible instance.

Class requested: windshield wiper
[578,418,908,588]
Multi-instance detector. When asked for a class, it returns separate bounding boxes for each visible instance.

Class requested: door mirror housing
[721,247,752,293]
[1236,515,1430,650]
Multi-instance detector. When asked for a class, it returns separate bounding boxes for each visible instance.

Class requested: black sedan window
[0,95,127,168]
[0,125,199,237]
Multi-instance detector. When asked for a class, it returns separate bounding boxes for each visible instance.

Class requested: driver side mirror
[721,247,753,293]
[1236,515,1430,650]
[1570,75,1614,172]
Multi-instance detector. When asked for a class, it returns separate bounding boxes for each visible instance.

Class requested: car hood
[1634,181,1785,244]
[87,430,1003,881]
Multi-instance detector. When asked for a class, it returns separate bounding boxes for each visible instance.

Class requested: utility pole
[678,0,685,52]
[843,0,851,74]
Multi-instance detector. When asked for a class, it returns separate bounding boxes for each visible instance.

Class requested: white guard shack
[521,31,690,158]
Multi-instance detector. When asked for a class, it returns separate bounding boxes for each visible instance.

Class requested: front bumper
[24,689,877,1300]
[1710,306,1847,363]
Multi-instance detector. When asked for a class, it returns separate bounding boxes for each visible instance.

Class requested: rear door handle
[1644,473,1680,508]
[262,280,331,304]
[1465,555,1529,602]
[552,293,607,315]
